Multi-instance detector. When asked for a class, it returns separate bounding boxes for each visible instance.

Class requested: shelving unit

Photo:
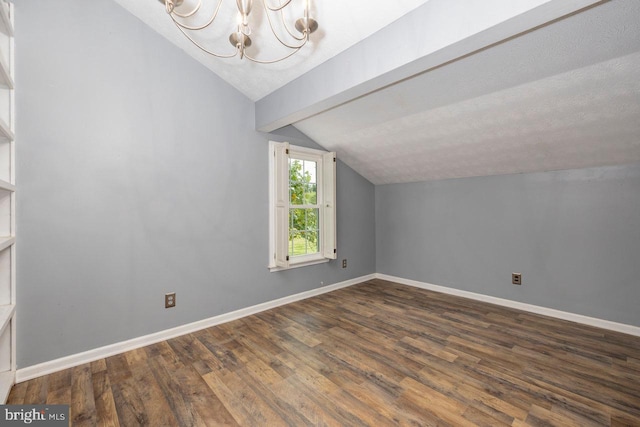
[0,116,12,141]
[0,2,11,37]
[0,0,14,404]
[0,178,14,192]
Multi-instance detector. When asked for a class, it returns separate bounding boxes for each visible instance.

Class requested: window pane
[305,208,318,231]
[289,231,319,256]
[289,208,320,256]
[304,160,317,184]
[289,158,317,205]
[305,183,317,204]
[289,159,302,205]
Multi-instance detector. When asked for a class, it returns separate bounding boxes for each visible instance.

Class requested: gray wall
[16,0,375,368]
[376,164,640,327]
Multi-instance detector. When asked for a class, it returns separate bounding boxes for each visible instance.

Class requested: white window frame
[268,141,336,272]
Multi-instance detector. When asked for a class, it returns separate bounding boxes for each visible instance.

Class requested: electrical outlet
[342,259,347,268]
[165,292,176,308]
[512,273,522,286]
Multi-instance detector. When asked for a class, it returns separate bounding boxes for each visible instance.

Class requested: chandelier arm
[172,20,239,58]
[172,0,202,18]
[263,0,309,49]
[244,46,303,64]
[169,0,224,31]
[262,0,294,12]
[259,0,305,42]
[279,7,306,41]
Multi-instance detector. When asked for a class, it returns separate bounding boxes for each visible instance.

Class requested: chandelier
[159,0,319,64]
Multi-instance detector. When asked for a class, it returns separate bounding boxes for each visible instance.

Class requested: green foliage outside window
[289,159,319,255]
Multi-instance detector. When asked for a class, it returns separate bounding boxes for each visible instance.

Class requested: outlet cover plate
[165,292,176,308]
[512,273,522,285]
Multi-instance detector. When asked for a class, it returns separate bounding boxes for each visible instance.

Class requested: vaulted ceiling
[115,0,640,184]
[113,0,429,101]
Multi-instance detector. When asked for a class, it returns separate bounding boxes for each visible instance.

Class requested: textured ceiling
[112,0,429,101]
[294,0,640,184]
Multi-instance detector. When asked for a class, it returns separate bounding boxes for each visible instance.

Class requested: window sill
[268,257,330,272]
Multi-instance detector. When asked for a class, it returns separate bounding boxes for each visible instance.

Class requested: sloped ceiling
[293,0,640,184]
[116,0,640,184]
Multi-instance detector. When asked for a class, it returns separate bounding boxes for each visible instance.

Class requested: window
[268,141,336,271]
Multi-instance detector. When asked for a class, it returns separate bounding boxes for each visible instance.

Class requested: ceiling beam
[255,0,605,133]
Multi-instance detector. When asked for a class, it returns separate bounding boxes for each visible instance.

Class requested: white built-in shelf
[0,371,14,404]
[0,179,14,192]
[0,2,12,37]
[0,53,12,89]
[0,304,14,336]
[0,236,13,252]
[0,116,13,142]
[0,0,14,404]
[0,117,12,142]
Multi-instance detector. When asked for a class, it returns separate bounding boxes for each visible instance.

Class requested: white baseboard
[16,274,375,383]
[375,273,640,337]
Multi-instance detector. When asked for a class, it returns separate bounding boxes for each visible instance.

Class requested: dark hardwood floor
[8,279,640,426]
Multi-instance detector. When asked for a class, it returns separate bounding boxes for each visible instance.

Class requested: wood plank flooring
[8,279,640,426]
